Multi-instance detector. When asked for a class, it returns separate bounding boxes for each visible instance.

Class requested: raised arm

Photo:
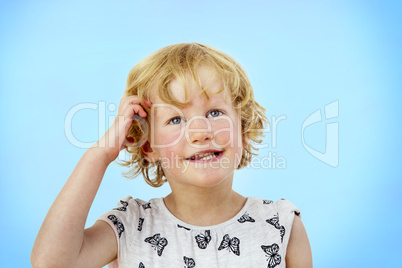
[31,147,117,268]
[31,96,151,268]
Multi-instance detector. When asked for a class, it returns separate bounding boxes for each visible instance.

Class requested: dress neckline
[156,196,252,230]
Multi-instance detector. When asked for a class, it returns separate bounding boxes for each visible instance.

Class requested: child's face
[145,67,247,189]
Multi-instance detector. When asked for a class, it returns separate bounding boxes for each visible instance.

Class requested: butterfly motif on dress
[279,226,285,242]
[195,230,211,249]
[134,200,151,209]
[138,218,144,231]
[218,234,240,256]
[237,212,255,223]
[144,233,168,256]
[107,215,124,238]
[266,214,285,243]
[183,256,196,268]
[113,200,128,211]
[142,202,152,210]
[263,199,273,205]
[261,243,281,268]
[139,262,145,268]
[177,224,191,231]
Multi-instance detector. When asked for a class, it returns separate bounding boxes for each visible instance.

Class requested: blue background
[1,0,401,267]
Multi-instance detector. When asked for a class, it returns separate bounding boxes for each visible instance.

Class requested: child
[31,43,312,268]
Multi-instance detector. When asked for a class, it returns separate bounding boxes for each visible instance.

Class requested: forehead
[150,67,232,115]
[172,67,226,102]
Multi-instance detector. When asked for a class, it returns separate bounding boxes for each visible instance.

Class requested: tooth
[188,152,219,161]
[198,153,217,161]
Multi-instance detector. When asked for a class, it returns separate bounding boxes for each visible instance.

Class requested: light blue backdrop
[1,0,401,267]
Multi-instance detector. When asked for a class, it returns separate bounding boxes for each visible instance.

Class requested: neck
[163,180,246,226]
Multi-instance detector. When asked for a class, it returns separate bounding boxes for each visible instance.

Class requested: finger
[131,104,147,117]
[121,96,140,109]
[119,100,144,116]
[119,95,139,107]
[124,96,151,108]
[117,97,150,121]
[143,99,152,108]
[122,98,151,115]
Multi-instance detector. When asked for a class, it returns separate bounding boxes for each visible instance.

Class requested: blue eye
[168,117,182,125]
[208,110,223,118]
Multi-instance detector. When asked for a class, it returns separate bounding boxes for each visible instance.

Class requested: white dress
[97,196,300,268]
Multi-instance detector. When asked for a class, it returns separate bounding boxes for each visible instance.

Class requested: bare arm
[285,215,313,268]
[31,147,116,268]
[31,96,151,268]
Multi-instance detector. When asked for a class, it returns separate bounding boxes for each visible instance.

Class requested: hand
[93,96,151,164]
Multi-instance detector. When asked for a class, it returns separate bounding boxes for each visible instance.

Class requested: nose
[186,116,213,144]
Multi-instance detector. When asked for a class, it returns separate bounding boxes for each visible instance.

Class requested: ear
[141,140,159,163]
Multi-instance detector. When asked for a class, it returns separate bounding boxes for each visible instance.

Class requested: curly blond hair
[115,43,269,187]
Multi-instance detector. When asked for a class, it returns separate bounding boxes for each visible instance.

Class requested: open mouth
[186,151,223,162]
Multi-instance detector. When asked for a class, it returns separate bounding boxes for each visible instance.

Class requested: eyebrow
[150,105,181,120]
[152,90,232,115]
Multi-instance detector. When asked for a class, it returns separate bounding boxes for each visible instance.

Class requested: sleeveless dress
[97,196,300,268]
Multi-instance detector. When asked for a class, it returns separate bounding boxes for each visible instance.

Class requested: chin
[193,171,235,188]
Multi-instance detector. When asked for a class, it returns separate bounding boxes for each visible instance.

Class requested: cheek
[154,127,184,160]
[154,126,184,147]
[213,130,231,147]
[212,118,243,148]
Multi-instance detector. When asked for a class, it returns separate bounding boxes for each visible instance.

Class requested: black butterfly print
[261,243,281,268]
[139,262,145,268]
[295,211,301,216]
[279,226,285,242]
[138,218,144,231]
[266,214,285,243]
[107,215,124,238]
[177,224,191,231]
[237,212,255,223]
[144,233,168,256]
[263,200,273,205]
[218,234,240,256]
[195,230,211,249]
[266,214,281,228]
[113,200,129,211]
[183,256,196,268]
[142,202,152,210]
[134,200,151,209]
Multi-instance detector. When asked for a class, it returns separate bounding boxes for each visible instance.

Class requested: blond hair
[116,43,268,187]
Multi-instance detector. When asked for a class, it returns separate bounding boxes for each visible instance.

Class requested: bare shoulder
[75,220,118,268]
[285,214,313,268]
